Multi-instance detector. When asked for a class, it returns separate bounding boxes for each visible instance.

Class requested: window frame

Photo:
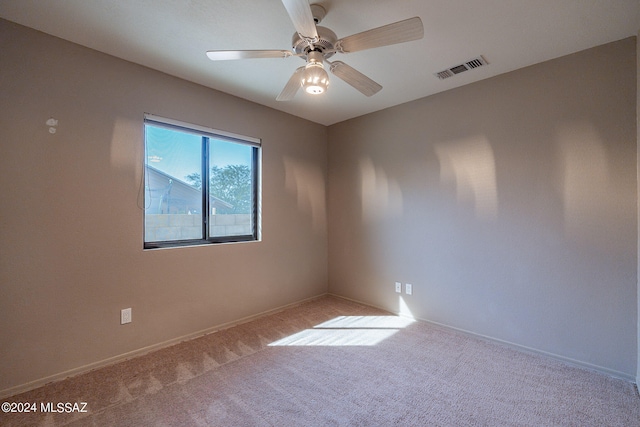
[143,114,261,249]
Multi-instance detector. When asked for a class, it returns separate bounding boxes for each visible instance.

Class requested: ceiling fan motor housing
[310,4,327,24]
[292,26,337,60]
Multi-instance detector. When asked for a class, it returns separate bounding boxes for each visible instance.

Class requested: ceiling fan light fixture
[301,62,329,94]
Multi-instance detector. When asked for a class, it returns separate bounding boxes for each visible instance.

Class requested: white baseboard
[4,291,633,399]
[328,293,637,384]
[0,294,328,399]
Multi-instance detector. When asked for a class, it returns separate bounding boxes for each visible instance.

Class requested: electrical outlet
[121,308,132,325]
[405,283,413,295]
[395,282,402,293]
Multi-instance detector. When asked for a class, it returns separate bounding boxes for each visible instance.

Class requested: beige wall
[0,20,328,394]
[328,38,637,379]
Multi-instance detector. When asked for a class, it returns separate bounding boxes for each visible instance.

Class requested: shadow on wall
[555,121,616,248]
[111,117,141,174]
[283,156,327,234]
[430,124,617,243]
[359,158,403,223]
[434,136,498,222]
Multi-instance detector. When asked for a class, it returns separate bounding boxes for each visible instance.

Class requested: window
[143,114,260,249]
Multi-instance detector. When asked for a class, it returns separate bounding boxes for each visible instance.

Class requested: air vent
[435,56,488,80]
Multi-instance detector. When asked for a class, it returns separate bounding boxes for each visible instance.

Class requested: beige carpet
[1,296,639,426]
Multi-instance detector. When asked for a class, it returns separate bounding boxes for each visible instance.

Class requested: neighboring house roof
[145,165,233,213]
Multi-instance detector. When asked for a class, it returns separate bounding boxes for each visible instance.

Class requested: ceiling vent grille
[435,56,488,80]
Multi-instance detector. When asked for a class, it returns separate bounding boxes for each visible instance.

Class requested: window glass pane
[143,115,260,249]
[208,139,254,238]
[144,125,204,242]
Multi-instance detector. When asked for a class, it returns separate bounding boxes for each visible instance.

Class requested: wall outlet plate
[121,308,132,324]
[395,282,402,293]
[405,283,413,295]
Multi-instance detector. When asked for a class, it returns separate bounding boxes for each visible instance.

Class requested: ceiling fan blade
[276,66,305,101]
[281,0,318,41]
[206,50,292,60]
[329,61,382,97]
[336,17,424,53]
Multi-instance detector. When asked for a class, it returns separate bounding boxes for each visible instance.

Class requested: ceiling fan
[206,0,424,101]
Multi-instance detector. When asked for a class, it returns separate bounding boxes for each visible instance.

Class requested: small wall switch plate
[395,282,402,293]
[405,283,413,295]
[121,308,132,324]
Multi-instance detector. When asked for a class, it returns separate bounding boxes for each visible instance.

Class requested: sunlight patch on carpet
[268,316,415,346]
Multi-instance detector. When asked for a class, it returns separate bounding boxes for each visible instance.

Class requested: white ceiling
[1,1,639,126]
